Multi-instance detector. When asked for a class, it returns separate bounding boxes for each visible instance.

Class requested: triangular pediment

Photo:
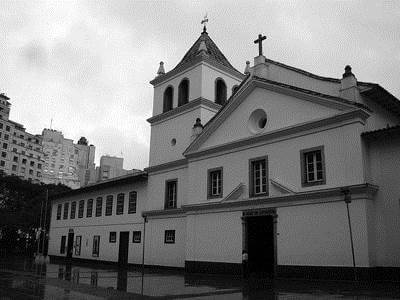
[185,77,364,155]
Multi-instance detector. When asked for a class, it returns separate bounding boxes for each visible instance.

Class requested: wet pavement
[0,257,399,299]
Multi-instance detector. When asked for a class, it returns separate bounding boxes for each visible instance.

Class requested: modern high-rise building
[92,155,138,183]
[0,93,44,183]
[41,129,95,189]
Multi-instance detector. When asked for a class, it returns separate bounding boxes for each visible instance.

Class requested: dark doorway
[118,231,129,267]
[66,232,74,258]
[247,215,275,276]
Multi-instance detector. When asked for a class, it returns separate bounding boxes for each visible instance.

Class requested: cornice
[147,97,221,125]
[150,56,244,86]
[140,183,378,218]
[185,109,370,160]
[144,158,188,174]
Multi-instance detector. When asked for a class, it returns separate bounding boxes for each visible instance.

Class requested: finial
[244,61,250,74]
[254,34,267,56]
[193,118,203,128]
[201,13,208,33]
[343,65,353,78]
[157,61,165,76]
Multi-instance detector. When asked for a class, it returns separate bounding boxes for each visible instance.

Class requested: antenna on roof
[201,13,208,33]
[50,118,53,130]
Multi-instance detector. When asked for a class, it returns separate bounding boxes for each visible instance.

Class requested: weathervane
[254,34,267,56]
[201,13,208,33]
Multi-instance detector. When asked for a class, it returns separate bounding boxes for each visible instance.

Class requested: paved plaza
[0,257,399,299]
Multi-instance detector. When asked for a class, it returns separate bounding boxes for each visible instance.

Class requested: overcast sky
[1,1,399,170]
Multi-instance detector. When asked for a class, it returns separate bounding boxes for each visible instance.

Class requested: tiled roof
[252,76,371,111]
[360,84,400,117]
[173,31,239,73]
[361,125,400,139]
[150,31,243,85]
[49,171,148,200]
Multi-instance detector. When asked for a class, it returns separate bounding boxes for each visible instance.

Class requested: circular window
[248,109,268,134]
[171,138,176,146]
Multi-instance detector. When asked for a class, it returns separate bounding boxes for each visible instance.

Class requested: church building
[48,26,400,280]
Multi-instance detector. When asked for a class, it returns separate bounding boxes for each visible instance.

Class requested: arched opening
[178,79,189,106]
[163,86,174,112]
[232,85,239,94]
[215,78,227,105]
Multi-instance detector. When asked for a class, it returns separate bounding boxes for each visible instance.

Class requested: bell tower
[147,27,245,167]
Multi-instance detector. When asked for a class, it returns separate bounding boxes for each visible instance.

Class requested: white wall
[149,106,217,166]
[277,200,371,267]
[48,180,147,264]
[145,217,186,267]
[188,123,365,205]
[366,134,400,267]
[201,87,339,150]
[146,167,188,211]
[186,211,242,264]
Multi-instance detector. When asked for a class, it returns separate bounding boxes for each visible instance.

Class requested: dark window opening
[215,79,227,105]
[249,157,268,197]
[165,180,177,209]
[116,193,124,215]
[178,79,189,106]
[163,86,173,112]
[164,230,175,244]
[128,191,137,214]
[132,231,141,243]
[109,232,117,243]
[95,197,102,217]
[105,195,113,216]
[86,199,93,217]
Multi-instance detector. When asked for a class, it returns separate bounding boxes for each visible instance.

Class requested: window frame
[60,235,66,254]
[74,235,82,256]
[300,146,326,187]
[95,197,102,217]
[116,193,124,215]
[92,235,100,257]
[109,232,117,243]
[78,200,84,218]
[132,231,141,243]
[164,179,178,209]
[70,201,76,219]
[128,191,137,214]
[249,156,268,197]
[164,230,175,244]
[105,195,113,216]
[56,204,62,220]
[207,167,223,199]
[63,202,69,220]
[86,199,93,218]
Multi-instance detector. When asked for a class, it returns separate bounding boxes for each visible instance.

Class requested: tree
[0,173,70,255]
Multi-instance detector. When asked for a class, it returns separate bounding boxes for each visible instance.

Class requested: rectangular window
[70,201,76,219]
[300,146,326,186]
[207,167,223,198]
[1,152,6,158]
[95,197,102,217]
[132,231,141,243]
[164,230,175,244]
[13,156,18,162]
[60,236,66,254]
[78,200,84,218]
[92,236,100,257]
[2,143,7,149]
[105,195,113,216]
[165,180,177,209]
[86,199,93,217]
[74,236,82,256]
[22,159,26,164]
[116,193,124,215]
[12,165,16,171]
[249,157,268,197]
[63,202,69,219]
[128,191,137,214]
[109,232,116,243]
[0,160,4,167]
[56,204,62,220]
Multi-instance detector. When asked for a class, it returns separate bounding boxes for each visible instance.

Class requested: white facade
[48,29,400,279]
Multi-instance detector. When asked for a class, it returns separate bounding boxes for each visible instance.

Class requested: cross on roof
[254,34,267,56]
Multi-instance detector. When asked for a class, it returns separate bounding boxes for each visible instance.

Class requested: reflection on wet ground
[1,257,400,299]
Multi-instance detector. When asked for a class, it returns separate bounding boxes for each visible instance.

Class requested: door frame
[242,208,277,276]
[118,231,130,267]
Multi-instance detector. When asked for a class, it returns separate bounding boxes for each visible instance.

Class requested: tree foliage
[0,173,70,254]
